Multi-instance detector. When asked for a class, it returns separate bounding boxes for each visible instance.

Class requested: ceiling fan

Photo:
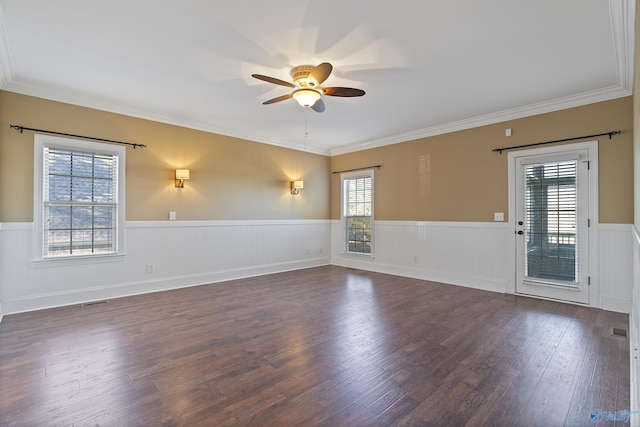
[251,62,365,113]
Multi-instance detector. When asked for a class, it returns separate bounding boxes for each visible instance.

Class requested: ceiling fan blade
[251,74,295,88]
[311,98,325,113]
[308,62,333,87]
[323,87,365,97]
[263,93,293,104]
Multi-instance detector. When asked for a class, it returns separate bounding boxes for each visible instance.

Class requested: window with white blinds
[524,160,577,282]
[35,135,125,260]
[342,170,374,255]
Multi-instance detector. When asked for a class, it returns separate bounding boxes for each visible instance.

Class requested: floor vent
[611,327,628,338]
[81,300,108,307]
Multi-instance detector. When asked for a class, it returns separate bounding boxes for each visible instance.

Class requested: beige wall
[331,97,634,223]
[0,91,330,222]
[635,6,640,230]
[0,91,633,224]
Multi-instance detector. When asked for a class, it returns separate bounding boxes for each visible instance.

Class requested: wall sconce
[291,180,304,195]
[175,169,190,188]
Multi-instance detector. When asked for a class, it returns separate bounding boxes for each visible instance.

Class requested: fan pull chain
[304,106,309,150]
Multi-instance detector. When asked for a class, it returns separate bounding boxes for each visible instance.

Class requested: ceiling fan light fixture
[252,62,364,112]
[292,88,321,107]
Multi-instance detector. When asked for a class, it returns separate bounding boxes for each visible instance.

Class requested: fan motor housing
[290,65,315,87]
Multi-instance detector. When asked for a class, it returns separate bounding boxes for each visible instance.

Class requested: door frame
[506,140,599,306]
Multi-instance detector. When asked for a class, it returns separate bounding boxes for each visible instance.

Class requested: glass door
[515,149,590,304]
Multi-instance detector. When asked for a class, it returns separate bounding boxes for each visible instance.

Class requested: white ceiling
[0,1,634,155]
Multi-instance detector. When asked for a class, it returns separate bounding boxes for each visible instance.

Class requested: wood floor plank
[0,266,629,426]
[515,311,592,425]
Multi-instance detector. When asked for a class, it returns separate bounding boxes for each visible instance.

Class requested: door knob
[517,230,524,235]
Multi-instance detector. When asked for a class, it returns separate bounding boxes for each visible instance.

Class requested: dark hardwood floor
[0,266,630,426]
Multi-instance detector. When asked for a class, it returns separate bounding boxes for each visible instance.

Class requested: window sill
[32,253,126,269]
[341,251,375,258]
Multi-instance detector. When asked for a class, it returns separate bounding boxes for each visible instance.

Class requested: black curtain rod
[331,165,382,175]
[9,125,147,149]
[492,130,620,154]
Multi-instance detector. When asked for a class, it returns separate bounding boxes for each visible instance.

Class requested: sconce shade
[291,180,304,195]
[175,169,190,180]
[175,169,190,188]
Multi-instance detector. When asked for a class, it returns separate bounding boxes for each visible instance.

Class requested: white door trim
[506,140,599,306]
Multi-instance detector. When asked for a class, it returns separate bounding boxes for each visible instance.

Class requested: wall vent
[81,300,108,307]
[611,327,628,338]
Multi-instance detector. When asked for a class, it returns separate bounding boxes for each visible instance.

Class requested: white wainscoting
[331,220,633,312]
[631,226,640,421]
[0,220,330,315]
[598,224,633,313]
[0,220,632,318]
[331,220,511,294]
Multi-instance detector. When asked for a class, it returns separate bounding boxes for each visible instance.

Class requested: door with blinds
[514,146,591,304]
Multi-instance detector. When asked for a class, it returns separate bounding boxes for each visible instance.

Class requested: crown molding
[609,0,636,91]
[0,4,14,88]
[330,85,632,156]
[3,80,331,156]
[5,73,630,159]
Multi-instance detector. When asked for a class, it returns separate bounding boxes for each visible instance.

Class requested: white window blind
[524,160,577,282]
[42,146,119,257]
[343,172,373,254]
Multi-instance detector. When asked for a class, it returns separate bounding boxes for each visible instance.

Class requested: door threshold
[513,291,590,307]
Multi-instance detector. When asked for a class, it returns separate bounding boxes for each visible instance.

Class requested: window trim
[341,169,375,257]
[33,134,126,265]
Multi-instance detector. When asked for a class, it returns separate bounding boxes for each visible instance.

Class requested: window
[342,170,374,255]
[34,135,126,261]
[524,160,577,282]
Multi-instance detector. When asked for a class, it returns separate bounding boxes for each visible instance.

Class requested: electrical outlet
[146,263,155,273]
[169,211,176,221]
[494,212,505,222]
